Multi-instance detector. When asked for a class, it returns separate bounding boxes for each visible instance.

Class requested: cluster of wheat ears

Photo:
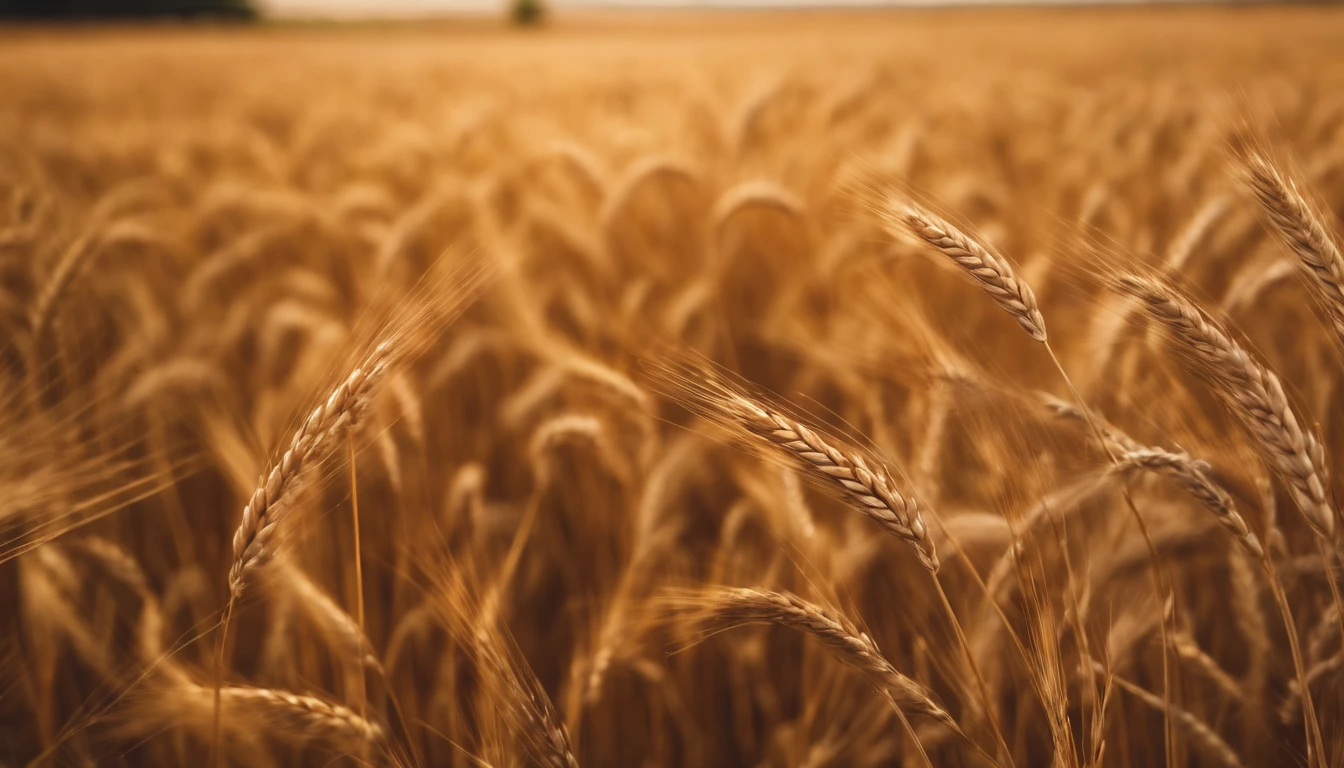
[2,8,1344,767]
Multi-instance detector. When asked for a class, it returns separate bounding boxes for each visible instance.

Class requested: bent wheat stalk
[695,587,955,723]
[214,341,393,767]
[651,358,937,569]
[1115,449,1262,557]
[1094,664,1245,768]
[1118,272,1330,767]
[889,199,1171,767]
[656,359,1010,763]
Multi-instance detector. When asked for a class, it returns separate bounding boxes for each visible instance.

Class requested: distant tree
[0,0,256,19]
[510,0,544,27]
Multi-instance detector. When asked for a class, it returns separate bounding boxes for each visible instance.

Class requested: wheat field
[3,6,1344,766]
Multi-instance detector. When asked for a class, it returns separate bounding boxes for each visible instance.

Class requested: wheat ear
[690,587,956,727]
[1115,449,1263,557]
[229,342,393,597]
[28,228,99,350]
[1244,153,1344,347]
[213,684,383,743]
[1117,273,1333,538]
[1041,393,1258,553]
[889,201,1047,342]
[723,392,937,570]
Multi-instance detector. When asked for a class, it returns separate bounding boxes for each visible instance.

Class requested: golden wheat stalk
[1172,629,1243,705]
[1282,653,1344,725]
[651,357,938,569]
[883,201,1179,765]
[1165,195,1230,274]
[1094,664,1244,768]
[275,559,383,673]
[28,228,100,350]
[1038,392,1143,453]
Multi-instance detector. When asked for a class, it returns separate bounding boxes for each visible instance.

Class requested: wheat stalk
[1094,664,1244,768]
[429,561,580,768]
[1172,629,1244,705]
[1282,653,1344,725]
[28,228,100,350]
[1039,392,1143,453]
[275,559,383,673]
[65,537,184,679]
[882,201,1177,764]
[1165,195,1230,274]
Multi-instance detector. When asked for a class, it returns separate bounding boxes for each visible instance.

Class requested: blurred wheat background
[2,5,1344,767]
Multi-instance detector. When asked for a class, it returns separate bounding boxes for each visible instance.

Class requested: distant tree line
[512,0,543,25]
[0,0,256,19]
